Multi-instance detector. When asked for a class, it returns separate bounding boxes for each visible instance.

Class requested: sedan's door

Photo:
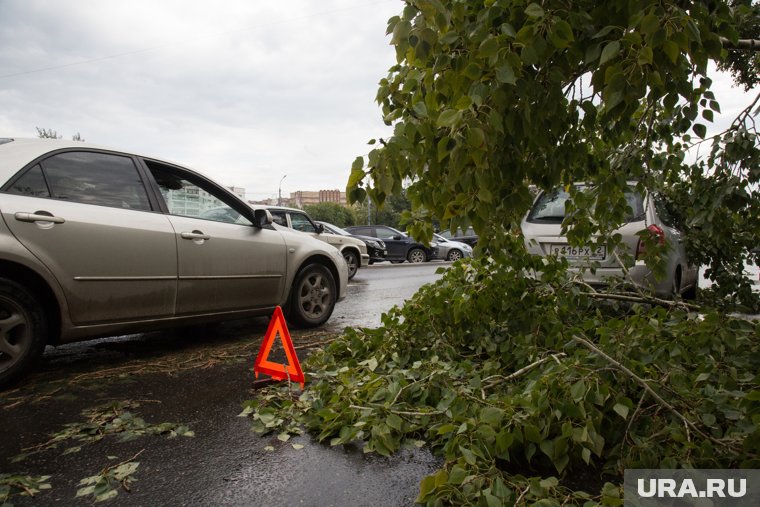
[0,151,177,324]
[144,161,287,316]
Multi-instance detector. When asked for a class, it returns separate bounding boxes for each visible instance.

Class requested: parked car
[0,138,347,386]
[259,206,368,279]
[438,227,479,247]
[317,221,387,265]
[345,225,438,263]
[521,184,698,298]
[433,233,473,262]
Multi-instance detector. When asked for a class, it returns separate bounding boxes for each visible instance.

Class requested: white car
[259,206,369,279]
[521,185,698,298]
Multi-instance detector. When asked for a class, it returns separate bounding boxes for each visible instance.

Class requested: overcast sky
[0,1,756,201]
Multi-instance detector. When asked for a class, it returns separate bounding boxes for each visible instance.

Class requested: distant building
[227,186,246,200]
[164,184,247,215]
[290,189,346,208]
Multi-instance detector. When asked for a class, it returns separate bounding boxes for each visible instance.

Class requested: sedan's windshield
[527,186,645,224]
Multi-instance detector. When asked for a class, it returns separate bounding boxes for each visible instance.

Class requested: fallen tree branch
[483,353,567,389]
[571,334,739,451]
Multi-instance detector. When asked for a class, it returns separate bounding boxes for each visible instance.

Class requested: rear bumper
[566,263,673,296]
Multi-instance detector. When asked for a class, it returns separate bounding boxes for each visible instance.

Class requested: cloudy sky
[0,0,401,200]
[0,1,756,201]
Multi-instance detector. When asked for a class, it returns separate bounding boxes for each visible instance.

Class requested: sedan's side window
[290,213,317,233]
[148,162,251,226]
[375,228,397,240]
[350,227,372,236]
[29,152,151,210]
[7,165,50,198]
[269,210,288,227]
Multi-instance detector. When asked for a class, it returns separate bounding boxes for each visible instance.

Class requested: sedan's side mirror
[316,223,325,234]
[253,209,273,228]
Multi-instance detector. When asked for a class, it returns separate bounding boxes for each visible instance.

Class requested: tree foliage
[35,127,85,142]
[347,0,759,305]
[717,0,760,90]
[246,1,760,504]
[302,202,357,228]
[245,259,760,504]
[354,188,413,229]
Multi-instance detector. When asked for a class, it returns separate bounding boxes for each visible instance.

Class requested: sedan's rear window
[527,186,645,223]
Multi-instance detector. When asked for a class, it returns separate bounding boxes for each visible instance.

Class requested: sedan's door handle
[181,231,211,241]
[14,212,65,224]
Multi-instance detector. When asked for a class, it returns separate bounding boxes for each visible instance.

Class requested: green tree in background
[303,202,357,228]
[354,189,412,230]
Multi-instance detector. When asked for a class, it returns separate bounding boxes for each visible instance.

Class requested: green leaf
[448,465,467,485]
[599,41,620,65]
[495,63,516,84]
[640,14,659,35]
[662,40,680,63]
[612,403,629,420]
[525,3,545,19]
[459,445,478,465]
[437,109,461,128]
[479,37,499,58]
[417,475,437,502]
[693,123,707,139]
[570,380,586,402]
[391,20,411,45]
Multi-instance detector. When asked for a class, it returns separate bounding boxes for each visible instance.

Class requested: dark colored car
[345,225,438,263]
[317,221,387,264]
[438,227,479,247]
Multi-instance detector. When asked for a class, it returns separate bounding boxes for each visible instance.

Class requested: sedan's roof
[0,138,173,184]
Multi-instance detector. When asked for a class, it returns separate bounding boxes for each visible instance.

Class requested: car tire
[287,264,337,328]
[0,278,48,388]
[343,251,359,280]
[407,248,427,264]
[447,249,463,262]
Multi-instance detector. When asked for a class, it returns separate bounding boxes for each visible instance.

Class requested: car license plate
[549,244,606,260]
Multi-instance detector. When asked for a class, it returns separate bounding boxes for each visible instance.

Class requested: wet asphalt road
[0,262,450,507]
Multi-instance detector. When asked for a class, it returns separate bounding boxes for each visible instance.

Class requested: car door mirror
[253,209,273,228]
[316,223,325,234]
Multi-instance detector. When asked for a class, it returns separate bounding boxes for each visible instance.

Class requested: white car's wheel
[343,251,359,279]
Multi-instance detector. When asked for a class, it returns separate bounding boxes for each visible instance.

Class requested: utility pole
[278,174,287,206]
[367,196,372,225]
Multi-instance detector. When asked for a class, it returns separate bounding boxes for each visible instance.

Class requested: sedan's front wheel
[0,279,47,388]
[407,248,427,263]
[288,264,337,328]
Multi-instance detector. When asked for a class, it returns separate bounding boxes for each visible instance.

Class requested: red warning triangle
[253,306,305,388]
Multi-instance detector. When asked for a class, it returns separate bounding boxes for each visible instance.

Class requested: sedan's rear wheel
[447,249,463,262]
[343,251,359,280]
[407,248,426,264]
[0,279,47,388]
[288,264,336,327]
